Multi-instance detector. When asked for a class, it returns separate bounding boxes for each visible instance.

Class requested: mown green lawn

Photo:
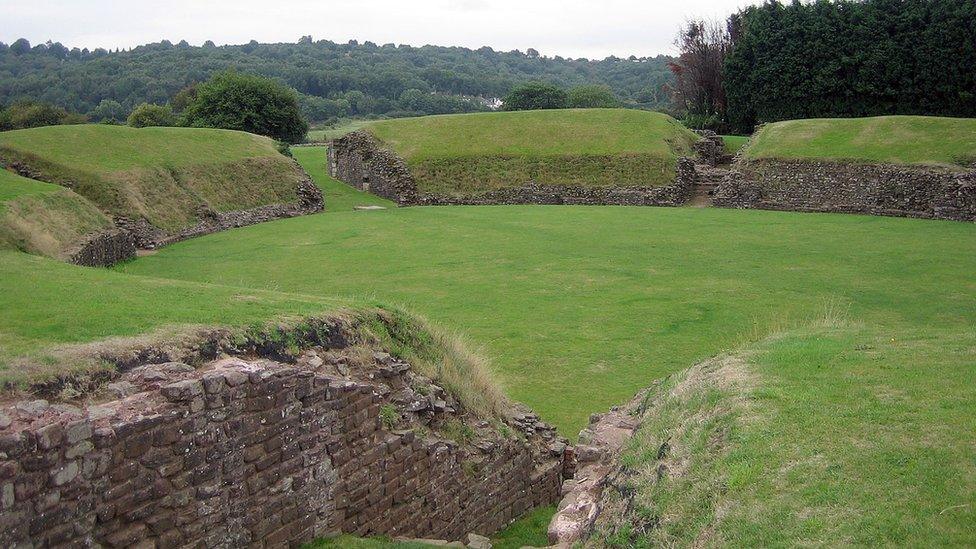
[120,196,976,439]
[745,115,976,167]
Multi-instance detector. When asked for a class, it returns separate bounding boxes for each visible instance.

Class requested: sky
[1,0,758,59]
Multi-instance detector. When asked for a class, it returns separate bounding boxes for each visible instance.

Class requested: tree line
[671,0,976,134]
[0,38,674,123]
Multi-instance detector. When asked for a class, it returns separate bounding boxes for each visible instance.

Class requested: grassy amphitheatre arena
[0,113,975,546]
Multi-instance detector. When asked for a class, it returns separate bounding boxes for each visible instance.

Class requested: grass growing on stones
[365,109,700,195]
[744,115,976,167]
[0,124,307,231]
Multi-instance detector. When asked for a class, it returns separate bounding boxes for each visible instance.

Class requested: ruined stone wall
[329,132,697,207]
[329,131,418,204]
[0,345,565,547]
[714,159,976,222]
[66,228,137,268]
[116,178,324,251]
[416,158,696,207]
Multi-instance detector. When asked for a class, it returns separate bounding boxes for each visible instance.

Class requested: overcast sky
[2,0,758,59]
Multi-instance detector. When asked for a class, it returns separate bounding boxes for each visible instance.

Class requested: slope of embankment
[330,109,701,205]
[0,169,122,264]
[0,125,323,262]
[716,116,976,221]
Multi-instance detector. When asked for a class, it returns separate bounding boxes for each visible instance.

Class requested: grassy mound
[593,316,975,546]
[0,169,112,259]
[744,115,976,167]
[366,109,699,195]
[0,125,308,231]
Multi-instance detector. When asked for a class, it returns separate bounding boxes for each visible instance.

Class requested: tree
[723,0,976,133]
[502,82,568,111]
[171,84,198,113]
[668,19,731,130]
[89,99,126,123]
[567,85,620,108]
[127,103,176,127]
[180,71,308,143]
[10,38,31,55]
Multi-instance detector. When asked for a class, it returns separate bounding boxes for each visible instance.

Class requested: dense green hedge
[725,0,976,133]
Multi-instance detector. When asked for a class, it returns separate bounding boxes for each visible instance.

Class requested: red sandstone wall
[0,354,565,547]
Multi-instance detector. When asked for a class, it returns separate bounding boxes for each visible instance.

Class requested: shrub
[0,101,86,131]
[568,85,620,108]
[181,71,309,143]
[502,83,568,111]
[126,103,176,128]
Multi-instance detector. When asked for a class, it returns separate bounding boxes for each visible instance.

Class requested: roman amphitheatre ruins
[0,2,974,547]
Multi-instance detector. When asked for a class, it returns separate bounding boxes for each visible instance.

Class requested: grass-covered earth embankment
[0,124,309,231]
[744,115,976,167]
[366,109,699,195]
[0,169,112,259]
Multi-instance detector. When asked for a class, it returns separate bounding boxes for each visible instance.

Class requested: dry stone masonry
[115,177,324,253]
[0,331,567,547]
[328,131,419,204]
[714,158,976,222]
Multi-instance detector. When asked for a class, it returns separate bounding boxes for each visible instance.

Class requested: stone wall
[116,178,324,251]
[416,157,696,207]
[329,131,698,207]
[0,330,566,547]
[714,159,976,222]
[329,131,418,204]
[66,228,137,268]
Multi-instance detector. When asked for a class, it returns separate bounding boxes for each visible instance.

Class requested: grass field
[366,109,699,194]
[0,125,307,231]
[744,115,976,167]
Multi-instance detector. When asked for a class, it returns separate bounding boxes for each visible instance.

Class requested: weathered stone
[50,461,79,486]
[106,381,137,399]
[64,420,92,445]
[160,379,204,402]
[466,533,492,549]
[35,423,64,450]
[0,413,11,429]
[14,400,49,417]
